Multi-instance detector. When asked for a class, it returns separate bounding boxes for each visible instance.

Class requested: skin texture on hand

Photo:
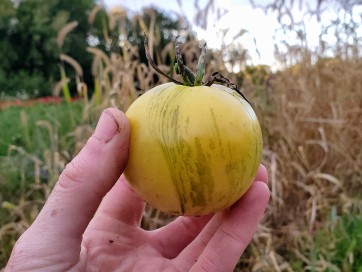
[5,108,270,272]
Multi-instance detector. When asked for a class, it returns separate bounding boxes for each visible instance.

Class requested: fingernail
[93,109,120,142]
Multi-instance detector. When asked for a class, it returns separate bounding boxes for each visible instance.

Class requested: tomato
[124,82,262,216]
[123,36,263,215]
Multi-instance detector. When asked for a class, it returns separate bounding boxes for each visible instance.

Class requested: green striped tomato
[124,82,262,216]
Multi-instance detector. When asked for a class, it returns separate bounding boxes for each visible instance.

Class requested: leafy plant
[310,213,362,271]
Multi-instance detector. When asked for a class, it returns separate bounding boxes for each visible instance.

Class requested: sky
[100,0,362,69]
[101,0,279,67]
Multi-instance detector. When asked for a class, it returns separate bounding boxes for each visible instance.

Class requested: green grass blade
[60,66,72,104]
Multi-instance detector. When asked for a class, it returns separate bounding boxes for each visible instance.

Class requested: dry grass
[1,1,361,270]
[245,56,362,271]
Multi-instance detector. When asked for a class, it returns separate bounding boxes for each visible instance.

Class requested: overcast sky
[100,0,362,68]
[101,0,281,67]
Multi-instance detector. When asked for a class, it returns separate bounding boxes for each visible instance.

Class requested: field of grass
[1,3,362,271]
[0,101,89,264]
[0,101,83,156]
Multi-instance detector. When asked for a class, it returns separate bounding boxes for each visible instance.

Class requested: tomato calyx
[144,33,251,104]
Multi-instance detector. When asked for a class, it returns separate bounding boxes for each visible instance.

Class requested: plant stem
[194,43,206,86]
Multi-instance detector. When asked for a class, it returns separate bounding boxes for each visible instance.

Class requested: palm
[77,177,211,272]
[80,215,181,272]
[77,173,268,272]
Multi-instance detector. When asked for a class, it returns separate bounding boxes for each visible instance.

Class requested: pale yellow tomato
[124,82,262,216]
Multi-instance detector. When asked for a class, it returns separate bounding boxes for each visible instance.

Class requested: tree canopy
[0,1,189,98]
[0,0,98,97]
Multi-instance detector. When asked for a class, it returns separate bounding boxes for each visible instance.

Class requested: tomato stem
[204,72,252,104]
[144,33,183,85]
[143,33,251,105]
[194,43,206,86]
[175,37,196,86]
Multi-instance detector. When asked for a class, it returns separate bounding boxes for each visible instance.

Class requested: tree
[0,2,192,98]
[0,0,16,71]
[0,0,19,96]
[127,7,190,65]
[0,0,97,97]
[91,6,191,65]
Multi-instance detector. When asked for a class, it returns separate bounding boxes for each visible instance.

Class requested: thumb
[14,108,130,257]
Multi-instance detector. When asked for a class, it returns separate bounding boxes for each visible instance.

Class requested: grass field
[0,101,83,156]
[0,101,86,265]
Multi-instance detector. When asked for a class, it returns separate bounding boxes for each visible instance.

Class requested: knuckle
[58,135,104,189]
[221,225,250,252]
[58,158,87,189]
[198,253,221,272]
[220,226,243,245]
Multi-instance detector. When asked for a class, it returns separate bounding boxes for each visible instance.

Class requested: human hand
[5,108,270,272]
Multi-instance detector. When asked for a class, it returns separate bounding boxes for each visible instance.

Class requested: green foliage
[0,69,50,98]
[0,0,16,69]
[0,102,83,157]
[0,2,190,98]
[0,101,84,265]
[92,6,189,62]
[127,7,190,65]
[0,0,97,97]
[311,213,362,271]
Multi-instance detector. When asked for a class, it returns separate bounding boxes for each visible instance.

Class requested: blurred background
[0,0,361,270]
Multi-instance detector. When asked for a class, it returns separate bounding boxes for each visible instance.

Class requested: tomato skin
[124,83,262,216]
